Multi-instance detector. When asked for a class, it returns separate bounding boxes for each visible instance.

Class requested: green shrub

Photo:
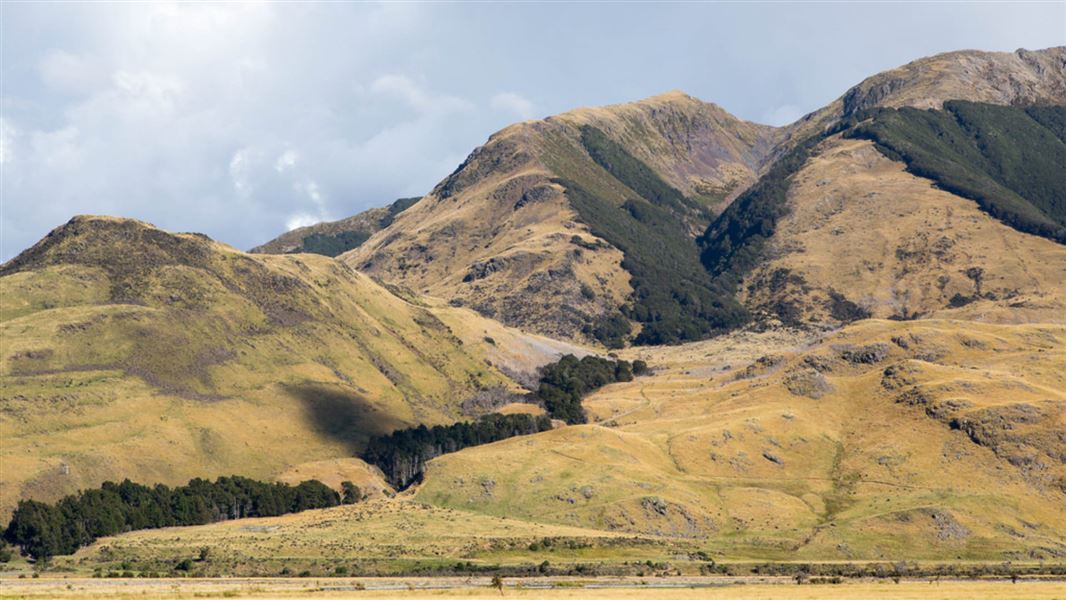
[580,126,705,219]
[699,132,825,290]
[560,178,747,344]
[294,230,371,257]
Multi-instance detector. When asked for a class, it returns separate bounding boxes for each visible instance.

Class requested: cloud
[2,2,1062,260]
[38,50,106,94]
[370,74,473,116]
[286,213,320,231]
[490,92,536,120]
[229,148,256,196]
[274,150,298,173]
[0,3,502,258]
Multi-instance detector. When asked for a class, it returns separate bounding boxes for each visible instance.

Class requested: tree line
[533,354,647,424]
[362,413,553,489]
[361,355,648,488]
[4,476,340,560]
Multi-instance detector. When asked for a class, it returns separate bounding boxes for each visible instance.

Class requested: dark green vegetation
[533,354,647,425]
[698,133,825,293]
[361,413,553,489]
[295,230,371,256]
[560,177,747,345]
[579,126,706,220]
[566,127,746,346]
[280,197,421,257]
[360,355,645,488]
[3,477,339,560]
[379,196,421,227]
[848,102,1066,243]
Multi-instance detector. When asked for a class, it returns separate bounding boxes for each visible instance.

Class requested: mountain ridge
[3,46,1065,565]
[335,46,1066,346]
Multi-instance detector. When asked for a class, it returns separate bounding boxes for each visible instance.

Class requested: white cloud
[490,92,535,120]
[303,181,323,205]
[370,74,473,115]
[38,50,106,94]
[1,3,478,257]
[229,148,256,196]
[285,213,320,231]
[274,150,298,173]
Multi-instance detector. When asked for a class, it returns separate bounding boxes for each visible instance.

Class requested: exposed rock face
[788,46,1066,141]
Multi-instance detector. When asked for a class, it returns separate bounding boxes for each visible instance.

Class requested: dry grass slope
[740,137,1066,324]
[0,216,511,519]
[416,319,1066,561]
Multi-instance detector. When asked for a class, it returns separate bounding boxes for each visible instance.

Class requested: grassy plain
[1,578,1064,599]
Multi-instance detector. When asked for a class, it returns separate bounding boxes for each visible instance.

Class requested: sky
[2,2,1064,260]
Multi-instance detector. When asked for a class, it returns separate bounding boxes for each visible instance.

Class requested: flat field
[2,577,1065,600]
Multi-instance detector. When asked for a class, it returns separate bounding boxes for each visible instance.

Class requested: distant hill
[250,197,420,256]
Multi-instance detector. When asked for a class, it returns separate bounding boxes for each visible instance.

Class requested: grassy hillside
[731,135,1066,325]
[699,101,1066,326]
[848,102,1066,242]
[56,499,663,577]
[0,216,508,520]
[47,318,1066,570]
[251,197,420,256]
[347,92,779,346]
[416,319,1066,561]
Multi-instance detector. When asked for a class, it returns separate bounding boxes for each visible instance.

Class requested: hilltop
[343,92,780,345]
[0,216,558,519]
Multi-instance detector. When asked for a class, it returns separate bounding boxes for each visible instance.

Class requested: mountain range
[2,46,1064,565]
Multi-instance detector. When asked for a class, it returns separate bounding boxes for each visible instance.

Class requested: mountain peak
[786,46,1066,138]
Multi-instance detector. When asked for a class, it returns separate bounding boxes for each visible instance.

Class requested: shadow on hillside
[284,383,399,454]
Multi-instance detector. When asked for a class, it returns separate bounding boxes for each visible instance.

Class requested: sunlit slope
[738,137,1066,324]
[416,319,1066,560]
[345,92,779,342]
[0,216,508,519]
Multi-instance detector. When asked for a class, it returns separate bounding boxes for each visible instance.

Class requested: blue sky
[2,1,1064,259]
